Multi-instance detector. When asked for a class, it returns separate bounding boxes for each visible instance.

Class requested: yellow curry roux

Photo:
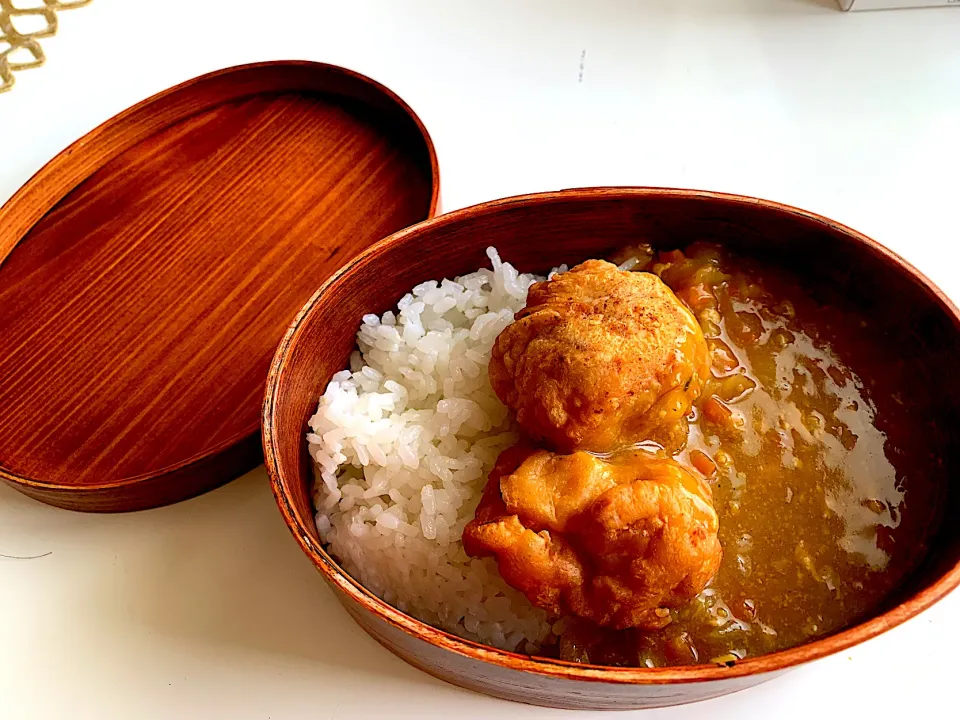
[551,243,941,667]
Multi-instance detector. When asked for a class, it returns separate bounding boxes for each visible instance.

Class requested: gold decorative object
[1,0,91,94]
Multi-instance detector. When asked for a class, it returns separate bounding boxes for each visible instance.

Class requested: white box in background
[840,0,959,9]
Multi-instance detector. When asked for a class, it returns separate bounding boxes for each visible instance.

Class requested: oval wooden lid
[0,61,439,512]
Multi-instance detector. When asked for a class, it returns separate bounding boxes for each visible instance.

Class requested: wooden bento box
[2,62,959,711]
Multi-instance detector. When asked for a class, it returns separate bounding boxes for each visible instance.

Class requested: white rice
[307,247,553,651]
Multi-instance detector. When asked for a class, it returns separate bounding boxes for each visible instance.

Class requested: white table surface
[2,1,959,718]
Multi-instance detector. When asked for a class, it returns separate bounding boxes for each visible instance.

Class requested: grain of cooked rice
[307,247,553,650]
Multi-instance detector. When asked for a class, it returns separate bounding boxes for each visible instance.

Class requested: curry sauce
[551,243,940,667]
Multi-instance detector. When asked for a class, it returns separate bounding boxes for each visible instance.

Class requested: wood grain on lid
[0,61,438,511]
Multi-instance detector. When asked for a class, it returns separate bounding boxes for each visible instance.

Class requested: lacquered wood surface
[0,61,439,512]
[264,188,960,709]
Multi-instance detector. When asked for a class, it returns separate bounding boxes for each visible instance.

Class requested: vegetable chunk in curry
[466,242,940,667]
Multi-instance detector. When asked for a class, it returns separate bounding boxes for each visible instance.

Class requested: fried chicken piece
[463,445,722,630]
[489,260,710,454]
